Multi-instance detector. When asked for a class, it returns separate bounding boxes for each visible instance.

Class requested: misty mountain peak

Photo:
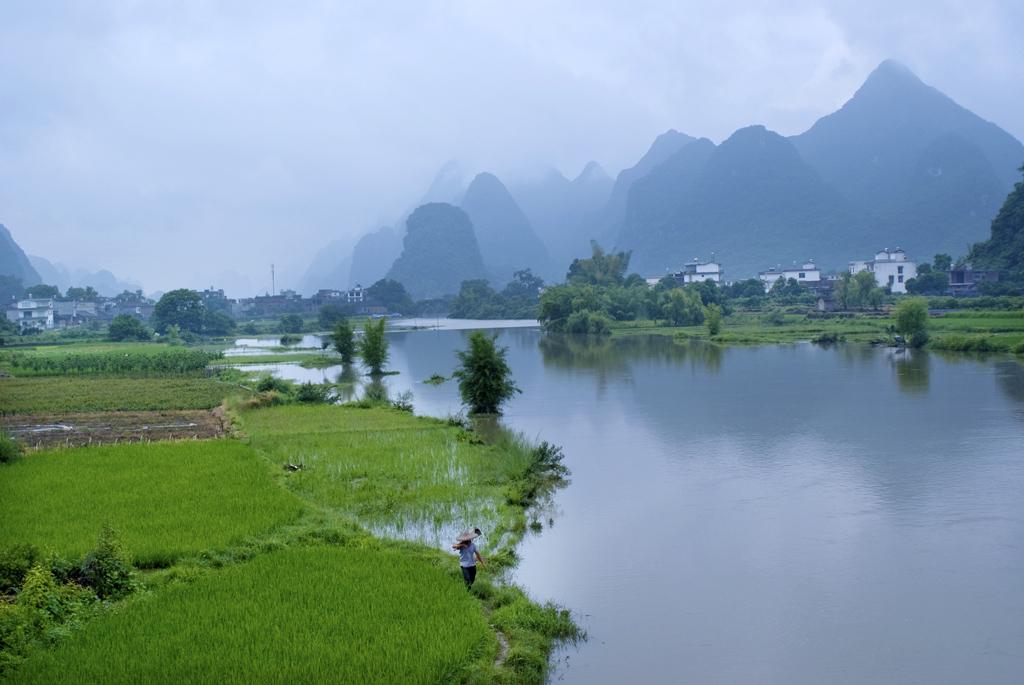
[574,161,610,184]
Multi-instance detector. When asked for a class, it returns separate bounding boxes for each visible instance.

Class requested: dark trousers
[461,564,477,587]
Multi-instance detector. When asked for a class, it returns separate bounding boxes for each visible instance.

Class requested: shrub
[331,320,356,364]
[295,382,331,404]
[704,303,723,336]
[107,314,151,341]
[391,390,414,413]
[256,376,292,394]
[565,310,612,335]
[278,333,301,346]
[78,526,137,600]
[0,544,39,593]
[453,332,520,415]
[358,318,389,374]
[1013,341,1024,355]
[0,430,23,464]
[811,331,846,345]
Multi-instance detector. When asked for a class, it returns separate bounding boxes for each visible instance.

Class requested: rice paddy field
[0,377,245,414]
[9,546,493,685]
[0,440,305,566]
[239,405,535,546]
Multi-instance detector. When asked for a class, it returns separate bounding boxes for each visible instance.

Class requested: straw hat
[456,527,482,543]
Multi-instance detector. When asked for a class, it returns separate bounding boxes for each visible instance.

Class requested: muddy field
[1,410,226,449]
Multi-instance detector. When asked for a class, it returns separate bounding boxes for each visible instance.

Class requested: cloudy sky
[2,1,1022,295]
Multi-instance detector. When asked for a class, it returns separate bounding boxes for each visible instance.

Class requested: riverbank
[1,372,579,682]
[610,309,1024,352]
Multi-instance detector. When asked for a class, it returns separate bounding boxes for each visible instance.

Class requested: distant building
[850,248,918,294]
[948,268,1000,295]
[6,298,55,331]
[671,259,723,285]
[346,284,365,303]
[758,260,822,292]
[54,300,99,328]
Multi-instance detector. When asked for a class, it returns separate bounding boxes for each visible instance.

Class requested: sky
[2,1,1022,296]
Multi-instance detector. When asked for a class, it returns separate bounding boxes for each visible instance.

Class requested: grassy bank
[2,402,579,683]
[610,309,1024,351]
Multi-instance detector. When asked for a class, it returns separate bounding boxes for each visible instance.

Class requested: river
[238,324,1024,684]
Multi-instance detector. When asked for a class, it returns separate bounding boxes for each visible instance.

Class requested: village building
[6,298,55,331]
[849,248,918,294]
[53,300,99,327]
[948,267,1000,295]
[671,259,723,285]
[758,260,822,292]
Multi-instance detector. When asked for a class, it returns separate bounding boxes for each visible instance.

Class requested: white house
[849,248,917,294]
[6,298,55,331]
[672,259,723,284]
[345,285,365,303]
[758,260,821,292]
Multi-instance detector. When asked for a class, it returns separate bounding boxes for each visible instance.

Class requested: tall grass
[0,377,245,414]
[0,441,304,566]
[239,405,534,547]
[10,546,492,685]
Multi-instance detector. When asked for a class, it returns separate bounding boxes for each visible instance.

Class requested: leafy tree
[906,261,949,295]
[278,313,304,334]
[64,286,99,301]
[366,278,415,314]
[660,288,704,326]
[358,318,389,374]
[894,297,930,347]
[25,283,60,299]
[933,253,953,272]
[704,303,723,336]
[108,314,151,341]
[724,278,764,299]
[332,320,356,363]
[450,279,502,318]
[202,309,236,336]
[567,242,632,287]
[967,165,1024,281]
[318,302,354,329]
[564,309,612,335]
[153,289,204,333]
[453,332,520,414]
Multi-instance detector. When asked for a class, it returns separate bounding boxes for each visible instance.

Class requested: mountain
[297,239,353,294]
[792,59,1024,258]
[512,162,613,277]
[967,168,1024,280]
[598,130,696,242]
[0,224,42,287]
[618,125,870,277]
[27,256,141,296]
[350,227,403,288]
[613,61,1023,277]
[460,172,551,284]
[419,160,466,205]
[385,203,488,299]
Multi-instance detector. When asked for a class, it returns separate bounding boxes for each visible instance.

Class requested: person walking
[453,528,484,588]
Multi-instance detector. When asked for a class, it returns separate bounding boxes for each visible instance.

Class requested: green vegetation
[450,270,544,319]
[2,346,220,376]
[704,303,723,336]
[894,297,930,347]
[107,315,151,342]
[0,429,22,463]
[968,165,1024,286]
[0,440,304,566]
[332,319,356,363]
[359,317,389,374]
[453,332,521,415]
[0,377,241,413]
[11,547,493,685]
[278,314,304,334]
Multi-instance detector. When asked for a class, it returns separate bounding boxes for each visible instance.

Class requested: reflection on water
[234,327,1024,684]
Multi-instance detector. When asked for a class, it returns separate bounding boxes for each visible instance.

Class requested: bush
[278,314,304,334]
[78,526,137,600]
[358,318,389,374]
[256,376,291,394]
[0,544,38,593]
[704,303,723,336]
[391,390,414,413]
[295,382,331,404]
[811,331,846,345]
[331,320,355,364]
[453,332,520,415]
[564,310,612,335]
[278,333,301,346]
[1013,341,1024,355]
[107,314,151,341]
[0,430,23,464]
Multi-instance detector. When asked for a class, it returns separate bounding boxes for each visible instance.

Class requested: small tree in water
[332,320,355,363]
[453,332,520,415]
[894,297,930,348]
[358,318,389,374]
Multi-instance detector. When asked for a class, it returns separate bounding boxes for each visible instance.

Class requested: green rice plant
[9,546,492,685]
[239,406,536,547]
[0,377,244,414]
[0,441,304,566]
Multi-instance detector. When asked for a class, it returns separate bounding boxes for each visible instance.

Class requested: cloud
[1,1,1021,294]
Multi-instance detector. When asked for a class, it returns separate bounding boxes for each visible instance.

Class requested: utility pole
[271,264,276,296]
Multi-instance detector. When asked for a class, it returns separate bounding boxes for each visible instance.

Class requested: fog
[2,1,1022,295]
